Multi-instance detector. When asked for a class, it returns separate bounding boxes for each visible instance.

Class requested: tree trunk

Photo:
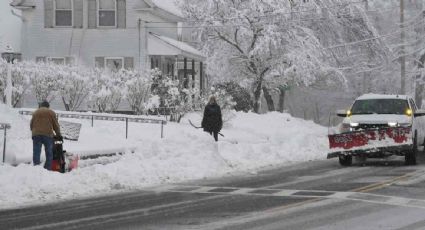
[278,88,285,113]
[314,102,320,124]
[253,79,262,113]
[415,83,424,109]
[262,86,275,111]
[62,96,70,111]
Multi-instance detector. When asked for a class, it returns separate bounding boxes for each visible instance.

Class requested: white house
[0,0,22,53]
[10,0,206,92]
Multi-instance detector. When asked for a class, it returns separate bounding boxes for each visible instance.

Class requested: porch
[147,32,207,93]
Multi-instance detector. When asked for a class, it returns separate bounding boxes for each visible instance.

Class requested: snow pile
[0,104,32,164]
[0,105,329,209]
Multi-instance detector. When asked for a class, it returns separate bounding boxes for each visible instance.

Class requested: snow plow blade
[327,127,412,159]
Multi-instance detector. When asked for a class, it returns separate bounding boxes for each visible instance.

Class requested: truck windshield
[351,99,409,115]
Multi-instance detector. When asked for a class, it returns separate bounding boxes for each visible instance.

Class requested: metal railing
[19,110,167,139]
[1,123,11,163]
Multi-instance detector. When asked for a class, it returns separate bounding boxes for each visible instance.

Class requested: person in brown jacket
[30,101,61,170]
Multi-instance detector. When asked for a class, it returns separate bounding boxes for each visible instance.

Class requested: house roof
[148,33,205,61]
[151,0,184,18]
[10,0,35,9]
[138,0,184,22]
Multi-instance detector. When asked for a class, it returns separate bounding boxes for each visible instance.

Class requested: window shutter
[95,57,105,68]
[73,0,84,28]
[36,57,47,62]
[124,57,133,69]
[88,0,97,29]
[44,0,54,28]
[117,0,126,28]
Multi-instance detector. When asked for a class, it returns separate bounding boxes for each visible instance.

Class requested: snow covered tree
[122,69,152,115]
[150,69,199,122]
[180,0,394,118]
[150,68,179,115]
[358,1,425,105]
[0,59,31,107]
[214,81,251,112]
[57,66,92,111]
[26,61,61,103]
[88,69,125,112]
[179,0,353,113]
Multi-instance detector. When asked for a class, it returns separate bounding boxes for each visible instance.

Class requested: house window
[55,0,73,27]
[48,57,66,65]
[98,0,116,27]
[105,57,123,71]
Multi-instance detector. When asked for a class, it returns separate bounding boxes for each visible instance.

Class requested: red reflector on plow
[328,127,411,149]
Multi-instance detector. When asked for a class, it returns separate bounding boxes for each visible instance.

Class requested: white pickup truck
[328,94,425,166]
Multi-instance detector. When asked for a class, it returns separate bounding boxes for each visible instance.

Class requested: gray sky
[0,0,21,52]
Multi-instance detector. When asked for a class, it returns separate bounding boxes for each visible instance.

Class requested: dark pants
[32,135,54,170]
[209,131,218,142]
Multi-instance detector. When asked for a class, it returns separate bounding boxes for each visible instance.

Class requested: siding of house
[20,0,179,70]
[18,0,205,109]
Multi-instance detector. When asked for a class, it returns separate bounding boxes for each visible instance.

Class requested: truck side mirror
[336,109,349,117]
[414,109,425,117]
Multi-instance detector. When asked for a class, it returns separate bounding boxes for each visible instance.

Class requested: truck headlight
[388,122,398,127]
[350,122,359,127]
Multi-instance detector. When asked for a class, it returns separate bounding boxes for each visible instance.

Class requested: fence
[19,110,167,139]
[0,123,11,163]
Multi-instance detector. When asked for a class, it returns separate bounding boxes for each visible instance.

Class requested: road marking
[264,197,323,213]
[352,176,394,183]
[353,172,413,193]
[266,166,373,189]
[160,168,425,211]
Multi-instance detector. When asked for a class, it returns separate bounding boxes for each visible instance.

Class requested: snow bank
[0,104,329,209]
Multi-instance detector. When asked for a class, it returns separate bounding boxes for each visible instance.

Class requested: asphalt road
[4,155,425,230]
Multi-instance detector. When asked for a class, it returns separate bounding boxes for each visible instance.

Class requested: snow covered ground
[0,104,329,209]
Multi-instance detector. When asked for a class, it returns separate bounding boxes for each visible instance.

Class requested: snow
[151,0,184,18]
[0,104,329,209]
[356,94,410,100]
[150,33,206,59]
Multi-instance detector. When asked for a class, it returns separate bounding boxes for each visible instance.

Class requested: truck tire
[405,131,417,165]
[339,155,352,166]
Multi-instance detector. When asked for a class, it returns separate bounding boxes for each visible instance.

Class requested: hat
[40,100,50,108]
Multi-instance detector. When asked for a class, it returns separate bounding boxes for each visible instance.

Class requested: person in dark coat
[202,96,223,141]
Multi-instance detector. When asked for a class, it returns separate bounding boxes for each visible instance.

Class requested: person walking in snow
[30,101,61,170]
[202,96,223,142]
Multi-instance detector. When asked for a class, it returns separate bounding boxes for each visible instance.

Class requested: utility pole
[137,19,148,71]
[3,45,13,107]
[363,0,369,94]
[400,0,406,94]
[414,6,425,108]
[138,18,142,70]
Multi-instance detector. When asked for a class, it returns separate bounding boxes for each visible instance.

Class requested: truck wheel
[405,131,418,165]
[339,155,352,166]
